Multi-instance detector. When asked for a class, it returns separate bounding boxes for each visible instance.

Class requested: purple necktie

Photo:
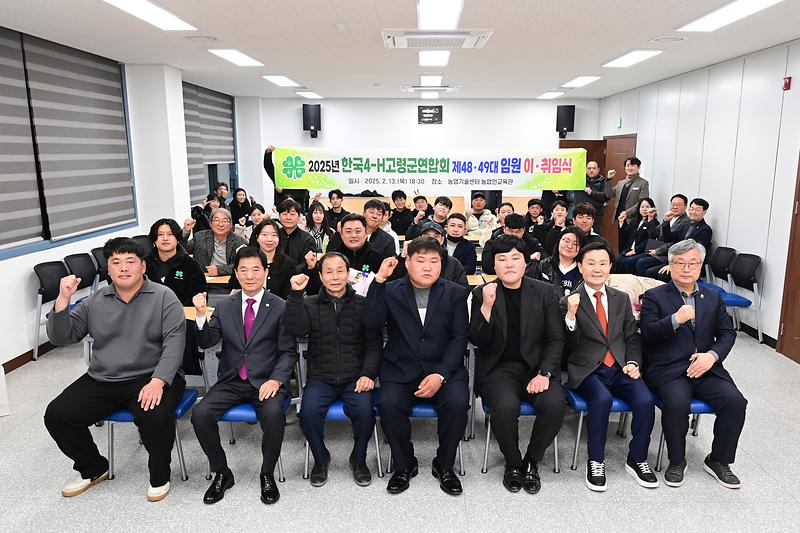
[239,298,256,380]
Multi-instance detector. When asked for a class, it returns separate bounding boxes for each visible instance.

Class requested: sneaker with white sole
[586,460,607,492]
[61,470,108,497]
[625,456,659,488]
[147,481,171,502]
[703,454,741,489]
[664,461,688,487]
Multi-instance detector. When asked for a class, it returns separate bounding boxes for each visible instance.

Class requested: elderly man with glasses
[640,239,746,490]
[182,207,247,277]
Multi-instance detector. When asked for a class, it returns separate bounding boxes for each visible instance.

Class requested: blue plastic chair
[653,396,715,471]
[565,388,632,470]
[480,399,560,474]
[301,399,384,479]
[105,388,198,481]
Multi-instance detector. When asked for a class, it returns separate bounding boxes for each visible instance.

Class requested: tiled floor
[1,333,797,532]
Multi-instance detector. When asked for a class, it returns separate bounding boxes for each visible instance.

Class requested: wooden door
[603,134,638,250]
[777,152,800,362]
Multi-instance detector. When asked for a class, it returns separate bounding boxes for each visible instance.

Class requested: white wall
[598,40,800,340]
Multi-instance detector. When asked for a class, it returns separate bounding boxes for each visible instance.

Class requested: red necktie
[239,298,256,380]
[594,291,616,367]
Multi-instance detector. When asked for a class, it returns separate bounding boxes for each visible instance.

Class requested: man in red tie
[190,247,297,505]
[562,242,657,492]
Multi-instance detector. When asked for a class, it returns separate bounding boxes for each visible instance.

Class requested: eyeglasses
[561,239,578,248]
[670,260,703,270]
[211,218,231,225]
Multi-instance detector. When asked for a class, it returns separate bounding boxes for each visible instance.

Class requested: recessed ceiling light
[297,91,323,99]
[263,75,300,87]
[678,0,785,32]
[417,0,464,30]
[208,49,263,67]
[536,92,564,100]
[561,76,601,88]
[420,92,439,99]
[419,50,450,67]
[184,35,218,42]
[420,74,443,86]
[652,36,685,43]
[100,0,196,30]
[334,22,347,32]
[603,50,662,68]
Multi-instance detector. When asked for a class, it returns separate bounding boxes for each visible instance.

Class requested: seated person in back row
[465,192,497,238]
[182,207,248,277]
[413,195,452,228]
[329,199,396,260]
[444,213,477,275]
[392,221,468,287]
[524,199,549,245]
[525,226,586,297]
[413,195,435,220]
[482,214,543,274]
[327,213,385,278]
[545,202,608,255]
[325,189,350,230]
[389,190,415,236]
[277,198,320,267]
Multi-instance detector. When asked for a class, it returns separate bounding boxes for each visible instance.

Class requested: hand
[414,210,426,223]
[617,211,627,223]
[584,187,592,195]
[354,376,375,393]
[675,304,695,325]
[664,211,674,221]
[687,352,715,378]
[648,249,657,256]
[290,273,309,291]
[304,250,317,270]
[205,265,219,277]
[138,378,165,411]
[647,208,657,219]
[464,208,473,219]
[566,292,580,319]
[480,283,497,321]
[622,363,641,379]
[183,217,196,232]
[265,144,276,153]
[313,192,322,202]
[59,275,81,300]
[401,240,410,258]
[259,379,281,400]
[377,256,398,279]
[192,292,208,316]
[530,251,541,261]
[607,169,616,180]
[625,250,635,256]
[658,265,670,275]
[249,195,256,204]
[201,199,209,207]
[414,374,443,398]
[554,213,567,227]
[238,217,247,226]
[536,215,545,225]
[527,374,550,394]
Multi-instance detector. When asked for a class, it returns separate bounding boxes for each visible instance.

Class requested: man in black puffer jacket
[284,252,383,488]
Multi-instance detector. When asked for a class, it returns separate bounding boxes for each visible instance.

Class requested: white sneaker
[147,481,170,502]
[61,470,108,497]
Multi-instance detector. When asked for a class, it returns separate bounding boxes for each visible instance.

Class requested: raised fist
[617,211,627,223]
[192,292,208,316]
[675,304,695,325]
[183,217,196,232]
[304,250,318,270]
[290,273,309,291]
[482,283,497,308]
[607,169,616,180]
[566,292,580,318]
[59,275,81,300]
[377,256,398,279]
[265,145,276,153]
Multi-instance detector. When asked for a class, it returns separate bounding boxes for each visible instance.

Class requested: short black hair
[671,194,688,205]
[552,200,568,210]
[103,237,147,260]
[504,213,526,229]
[638,197,656,211]
[528,198,543,208]
[446,213,467,224]
[249,203,266,215]
[498,202,515,212]
[205,192,218,203]
[407,236,446,262]
[234,246,268,269]
[434,196,453,209]
[382,202,391,213]
[490,235,527,263]
[624,156,642,167]
[277,198,302,214]
[413,195,427,204]
[318,251,350,270]
[148,218,182,243]
[215,182,229,191]
[573,202,596,218]
[363,199,386,214]
[339,213,367,229]
[576,241,615,263]
[391,190,407,201]
[690,197,710,210]
[249,219,283,247]
[553,226,586,257]
[328,189,344,200]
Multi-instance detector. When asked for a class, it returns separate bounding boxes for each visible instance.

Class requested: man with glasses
[640,239,746,489]
[182,208,247,277]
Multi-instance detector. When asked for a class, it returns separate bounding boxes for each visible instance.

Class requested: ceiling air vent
[382,30,493,49]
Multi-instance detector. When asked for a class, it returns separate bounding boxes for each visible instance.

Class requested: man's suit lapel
[227,291,246,347]
[520,280,531,343]
[606,288,623,339]
[666,283,694,332]
[401,279,423,328]
[245,294,273,347]
[577,284,605,337]
[492,282,508,342]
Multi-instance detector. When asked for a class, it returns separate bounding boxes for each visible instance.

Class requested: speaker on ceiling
[302,104,321,138]
[556,105,575,139]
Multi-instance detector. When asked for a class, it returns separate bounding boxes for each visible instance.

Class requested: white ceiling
[2,0,800,99]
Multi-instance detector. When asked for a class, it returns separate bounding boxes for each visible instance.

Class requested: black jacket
[284,286,383,385]
[145,247,207,306]
[280,226,320,266]
[525,256,583,298]
[481,235,543,275]
[447,237,477,275]
[390,253,468,287]
[389,208,415,235]
[190,205,212,234]
[328,240,385,276]
[228,254,299,300]
[620,217,661,254]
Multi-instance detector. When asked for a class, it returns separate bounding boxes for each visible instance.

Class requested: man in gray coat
[182,207,247,276]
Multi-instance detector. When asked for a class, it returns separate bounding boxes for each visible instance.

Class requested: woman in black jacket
[228,187,253,227]
[525,226,586,297]
[615,197,660,274]
[189,193,220,234]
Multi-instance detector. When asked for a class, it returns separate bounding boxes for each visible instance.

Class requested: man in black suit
[470,236,565,494]
[641,239,746,489]
[363,237,470,496]
[190,247,298,505]
[563,242,657,492]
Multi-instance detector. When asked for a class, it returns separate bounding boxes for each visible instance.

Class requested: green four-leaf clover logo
[282,156,306,180]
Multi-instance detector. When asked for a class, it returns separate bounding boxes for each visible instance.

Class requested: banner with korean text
[272,147,586,192]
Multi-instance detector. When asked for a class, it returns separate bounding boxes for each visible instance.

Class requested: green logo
[282,155,306,180]
[175,270,183,279]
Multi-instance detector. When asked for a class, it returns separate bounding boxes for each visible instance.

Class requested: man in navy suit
[364,236,470,496]
[190,247,298,505]
[641,239,746,489]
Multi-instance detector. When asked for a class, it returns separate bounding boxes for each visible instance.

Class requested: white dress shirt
[565,284,608,331]
[196,287,265,328]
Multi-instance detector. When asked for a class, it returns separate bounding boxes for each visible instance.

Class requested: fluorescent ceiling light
[417,0,464,30]
[263,75,300,87]
[678,0,785,32]
[419,51,450,67]
[562,76,601,88]
[536,92,564,100]
[208,49,263,67]
[420,92,439,99]
[603,50,662,68]
[420,74,443,86]
[100,0,196,30]
[297,91,323,99]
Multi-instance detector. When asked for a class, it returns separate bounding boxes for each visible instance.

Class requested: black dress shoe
[310,462,328,487]
[260,472,280,504]
[386,458,418,494]
[521,456,541,495]
[350,458,372,487]
[203,469,235,504]
[502,465,524,493]
[432,458,463,496]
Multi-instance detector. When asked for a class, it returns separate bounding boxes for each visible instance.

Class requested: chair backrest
[131,234,153,255]
[33,261,69,302]
[64,253,96,291]
[709,246,736,280]
[90,247,108,280]
[730,253,761,291]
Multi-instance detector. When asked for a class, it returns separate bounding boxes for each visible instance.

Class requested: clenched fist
[183,217,196,232]
[675,304,695,325]
[607,169,616,180]
[304,250,317,270]
[193,292,208,317]
[480,283,497,321]
[377,256,398,280]
[290,273,309,291]
[617,211,627,223]
[59,275,81,300]
[566,292,580,320]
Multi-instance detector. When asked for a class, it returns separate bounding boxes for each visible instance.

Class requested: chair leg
[386,447,393,474]
[457,441,465,476]
[33,296,42,361]
[691,414,701,437]
[571,412,584,470]
[206,462,212,481]
[175,425,188,481]
[107,422,115,480]
[228,423,236,444]
[655,429,666,472]
[617,412,629,438]
[469,394,476,440]
[373,426,384,478]
[277,455,286,482]
[481,416,492,474]
[553,435,560,474]
[303,440,310,479]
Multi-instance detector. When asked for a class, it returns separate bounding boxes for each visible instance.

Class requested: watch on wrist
[538,370,552,379]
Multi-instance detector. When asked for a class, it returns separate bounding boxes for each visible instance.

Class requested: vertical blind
[181,83,206,204]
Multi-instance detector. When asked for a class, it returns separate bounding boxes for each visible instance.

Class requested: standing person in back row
[613,157,649,247]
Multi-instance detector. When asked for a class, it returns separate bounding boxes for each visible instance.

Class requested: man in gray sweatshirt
[44,237,186,502]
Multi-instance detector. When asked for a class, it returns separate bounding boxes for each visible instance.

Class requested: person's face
[216,185,228,198]
[494,249,526,286]
[415,199,428,211]
[498,205,513,222]
[364,207,383,230]
[394,196,406,210]
[330,194,343,209]
[422,229,444,245]
[574,213,594,233]
[559,233,579,260]
[625,161,639,176]
[235,256,268,295]
[108,252,146,291]
[320,256,348,296]
[154,224,178,255]
[256,225,280,253]
[341,221,367,250]
[472,197,486,211]
[671,198,687,216]
[279,209,299,230]
[578,249,612,288]
[552,205,567,219]
[586,162,599,178]
[210,213,231,239]
[312,208,325,226]
[405,250,442,288]
[434,202,450,219]
[235,190,246,203]
[528,204,542,218]
[250,209,265,225]
[446,219,465,238]
[503,226,525,239]
[688,202,707,223]
[639,201,653,217]
[208,198,220,209]
[670,249,703,286]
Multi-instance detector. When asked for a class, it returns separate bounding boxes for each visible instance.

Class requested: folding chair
[653,396,715,471]
[64,253,98,295]
[565,388,632,470]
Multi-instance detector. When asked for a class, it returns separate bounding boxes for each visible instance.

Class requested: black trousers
[191,378,287,475]
[379,372,469,472]
[44,373,186,487]
[654,374,747,465]
[480,362,565,467]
